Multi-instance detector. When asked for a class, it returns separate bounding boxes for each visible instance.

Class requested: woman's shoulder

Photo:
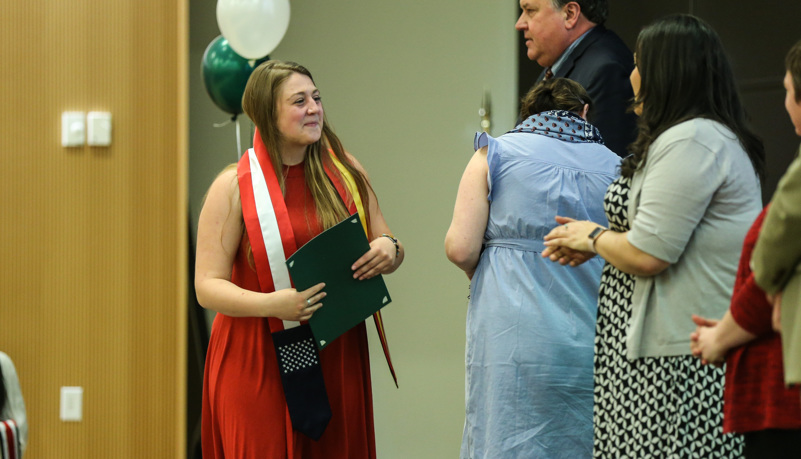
[650,118,742,162]
[328,149,366,175]
[498,131,619,172]
[210,166,239,193]
[658,118,737,145]
[203,165,241,214]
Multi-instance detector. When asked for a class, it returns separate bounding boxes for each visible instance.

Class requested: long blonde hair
[242,60,373,234]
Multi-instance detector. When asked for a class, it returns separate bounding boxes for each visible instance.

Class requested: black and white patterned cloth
[593,176,744,458]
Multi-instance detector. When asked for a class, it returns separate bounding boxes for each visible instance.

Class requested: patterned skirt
[593,176,743,457]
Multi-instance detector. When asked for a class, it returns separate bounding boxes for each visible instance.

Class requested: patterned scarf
[508,110,604,144]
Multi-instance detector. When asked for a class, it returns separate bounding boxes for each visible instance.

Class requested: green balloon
[201,35,269,116]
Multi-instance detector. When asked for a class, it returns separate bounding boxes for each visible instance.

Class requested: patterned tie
[544,68,554,80]
[273,324,332,440]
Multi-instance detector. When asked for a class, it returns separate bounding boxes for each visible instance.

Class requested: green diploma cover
[286,213,392,349]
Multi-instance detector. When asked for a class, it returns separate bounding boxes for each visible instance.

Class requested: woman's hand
[542,245,596,266]
[271,283,326,322]
[543,217,591,266]
[543,218,597,253]
[689,314,725,366]
[352,236,396,280]
[542,217,598,265]
[544,216,670,276]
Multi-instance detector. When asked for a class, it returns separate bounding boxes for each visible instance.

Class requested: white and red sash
[0,420,20,459]
[236,131,397,376]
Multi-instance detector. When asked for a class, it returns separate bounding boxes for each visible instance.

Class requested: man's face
[515,0,571,68]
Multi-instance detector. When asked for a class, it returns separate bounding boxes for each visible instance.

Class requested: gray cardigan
[624,118,761,359]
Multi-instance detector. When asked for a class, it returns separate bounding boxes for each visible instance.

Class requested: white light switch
[60,386,83,421]
[61,111,85,147]
[87,111,112,146]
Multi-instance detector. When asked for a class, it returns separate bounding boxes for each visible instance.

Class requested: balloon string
[211,115,243,159]
[236,117,242,159]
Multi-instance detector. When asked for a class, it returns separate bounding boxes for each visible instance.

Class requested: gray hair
[551,0,608,25]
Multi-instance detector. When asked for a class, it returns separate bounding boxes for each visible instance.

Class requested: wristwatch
[588,226,607,253]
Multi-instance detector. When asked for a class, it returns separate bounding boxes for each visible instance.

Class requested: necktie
[544,68,554,80]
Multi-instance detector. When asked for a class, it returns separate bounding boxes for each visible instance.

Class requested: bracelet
[381,233,400,259]
[588,226,607,254]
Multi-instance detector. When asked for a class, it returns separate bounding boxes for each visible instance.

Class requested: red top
[723,206,801,434]
[202,162,376,459]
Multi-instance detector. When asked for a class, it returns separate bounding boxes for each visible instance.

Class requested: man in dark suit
[516,0,636,156]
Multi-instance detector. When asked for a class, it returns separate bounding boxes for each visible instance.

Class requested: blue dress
[462,112,620,458]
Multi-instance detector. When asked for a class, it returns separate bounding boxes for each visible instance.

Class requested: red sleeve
[729,207,772,336]
[730,272,773,336]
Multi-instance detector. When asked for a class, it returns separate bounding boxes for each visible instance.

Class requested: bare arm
[194,168,325,319]
[445,147,490,279]
[347,154,405,280]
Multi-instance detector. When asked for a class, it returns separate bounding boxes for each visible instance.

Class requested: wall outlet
[60,386,83,422]
[61,112,85,147]
[87,111,112,146]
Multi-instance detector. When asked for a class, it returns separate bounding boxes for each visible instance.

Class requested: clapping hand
[542,216,596,266]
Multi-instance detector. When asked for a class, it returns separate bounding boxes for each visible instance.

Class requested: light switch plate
[60,386,83,421]
[61,111,85,147]
[87,111,112,146]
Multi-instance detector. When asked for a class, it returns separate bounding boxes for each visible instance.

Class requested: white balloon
[216,0,291,60]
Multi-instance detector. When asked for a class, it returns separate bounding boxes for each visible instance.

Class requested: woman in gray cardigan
[542,14,764,458]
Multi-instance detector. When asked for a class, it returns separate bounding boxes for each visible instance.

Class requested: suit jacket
[753,146,801,384]
[538,26,637,157]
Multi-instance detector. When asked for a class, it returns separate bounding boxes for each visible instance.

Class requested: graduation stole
[237,131,397,382]
[0,420,20,459]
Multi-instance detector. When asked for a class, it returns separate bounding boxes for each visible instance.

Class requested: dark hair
[552,0,608,25]
[520,78,593,119]
[787,39,801,102]
[622,14,765,180]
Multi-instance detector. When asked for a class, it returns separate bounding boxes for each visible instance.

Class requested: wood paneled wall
[0,1,187,458]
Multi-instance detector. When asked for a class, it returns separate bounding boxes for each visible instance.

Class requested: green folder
[286,213,392,350]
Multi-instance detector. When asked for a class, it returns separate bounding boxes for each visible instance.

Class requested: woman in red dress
[690,40,801,458]
[195,60,404,459]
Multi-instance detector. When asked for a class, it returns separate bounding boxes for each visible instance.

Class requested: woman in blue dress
[445,78,620,458]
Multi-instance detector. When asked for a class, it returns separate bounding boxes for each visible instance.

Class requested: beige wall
[1,0,187,458]
[189,1,517,457]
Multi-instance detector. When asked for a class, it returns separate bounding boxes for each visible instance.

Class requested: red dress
[723,206,801,434]
[201,162,376,458]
